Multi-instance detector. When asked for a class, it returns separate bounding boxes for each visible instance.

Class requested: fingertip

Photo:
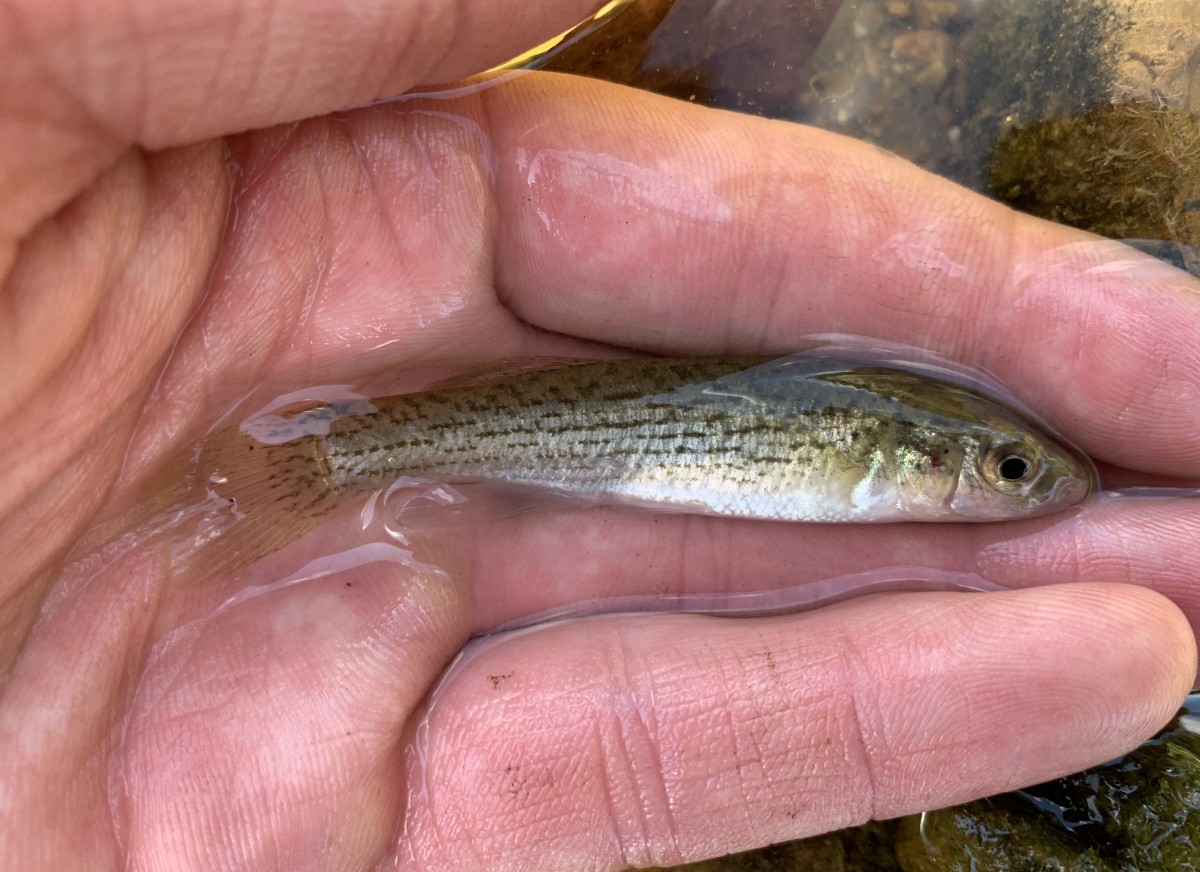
[788,582,1197,819]
[1060,582,1197,717]
[1002,225,1200,474]
[1011,582,1195,716]
[900,582,1196,807]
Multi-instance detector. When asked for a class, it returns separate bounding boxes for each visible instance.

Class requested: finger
[1,0,601,238]
[477,75,1200,475]
[447,494,1200,645]
[107,473,1200,664]
[0,546,167,870]
[456,505,988,629]
[398,584,1194,871]
[974,495,1200,617]
[115,556,469,871]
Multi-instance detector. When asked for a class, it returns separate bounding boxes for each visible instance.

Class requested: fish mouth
[1029,462,1097,515]
[1051,452,1099,503]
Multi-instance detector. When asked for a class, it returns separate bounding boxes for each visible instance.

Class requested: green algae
[989,103,1200,247]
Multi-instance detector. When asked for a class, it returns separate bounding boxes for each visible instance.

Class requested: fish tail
[93,425,344,585]
[194,424,342,576]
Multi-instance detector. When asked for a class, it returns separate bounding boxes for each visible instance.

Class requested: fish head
[948,424,1097,520]
[801,364,1097,522]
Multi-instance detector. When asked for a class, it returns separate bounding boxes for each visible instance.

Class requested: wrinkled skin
[2,1,1199,870]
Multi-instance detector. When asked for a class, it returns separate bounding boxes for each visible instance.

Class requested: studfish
[171,355,1096,572]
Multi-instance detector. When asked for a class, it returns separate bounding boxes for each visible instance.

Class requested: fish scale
[155,354,1095,577]
[265,356,1092,523]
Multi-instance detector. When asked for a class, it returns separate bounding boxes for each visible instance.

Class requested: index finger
[482,74,1200,476]
[0,0,603,239]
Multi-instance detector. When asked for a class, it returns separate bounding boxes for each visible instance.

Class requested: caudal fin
[82,423,344,586]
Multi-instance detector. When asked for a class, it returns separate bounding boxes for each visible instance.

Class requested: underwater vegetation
[989,103,1200,248]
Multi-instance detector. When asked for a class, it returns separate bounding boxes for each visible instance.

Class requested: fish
[153,353,1096,576]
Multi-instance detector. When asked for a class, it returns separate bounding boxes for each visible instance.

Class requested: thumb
[1,0,604,239]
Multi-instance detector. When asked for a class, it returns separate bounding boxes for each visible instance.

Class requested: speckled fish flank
[200,357,1095,546]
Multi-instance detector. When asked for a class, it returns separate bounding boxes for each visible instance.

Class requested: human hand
[2,0,1198,869]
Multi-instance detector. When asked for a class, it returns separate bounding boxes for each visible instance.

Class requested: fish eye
[982,442,1040,488]
[998,455,1031,482]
